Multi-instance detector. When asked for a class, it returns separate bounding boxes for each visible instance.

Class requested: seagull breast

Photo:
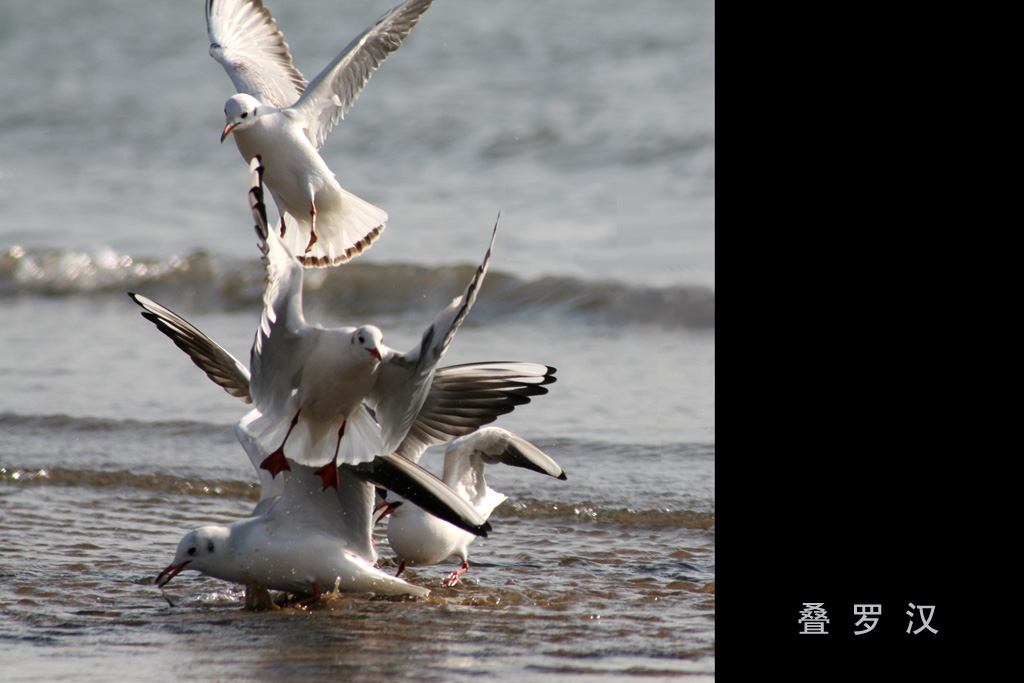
[297,330,379,422]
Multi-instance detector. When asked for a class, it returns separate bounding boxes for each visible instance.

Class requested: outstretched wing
[371,218,498,455]
[448,427,566,480]
[290,0,433,148]
[347,453,490,537]
[206,0,307,107]
[443,427,566,509]
[128,293,252,404]
[395,362,556,463]
[247,156,313,417]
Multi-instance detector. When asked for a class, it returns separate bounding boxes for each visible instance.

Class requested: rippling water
[1,419,715,680]
[1,0,714,679]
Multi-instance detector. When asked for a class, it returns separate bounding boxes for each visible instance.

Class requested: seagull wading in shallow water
[208,0,435,266]
[380,427,566,586]
[243,156,498,491]
[155,425,440,602]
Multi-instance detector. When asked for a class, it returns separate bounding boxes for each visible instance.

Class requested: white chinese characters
[853,604,881,635]
[798,603,830,635]
[906,603,939,634]
[798,602,938,635]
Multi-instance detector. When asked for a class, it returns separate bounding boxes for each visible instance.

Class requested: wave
[0,412,233,439]
[1,246,714,329]
[0,465,259,500]
[1,411,712,531]
[0,462,711,532]
[498,497,715,530]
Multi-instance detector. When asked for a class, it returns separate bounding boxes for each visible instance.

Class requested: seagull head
[155,526,230,587]
[351,325,385,362]
[221,93,263,142]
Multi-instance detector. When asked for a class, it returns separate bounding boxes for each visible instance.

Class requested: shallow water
[1,427,715,681]
[1,0,714,678]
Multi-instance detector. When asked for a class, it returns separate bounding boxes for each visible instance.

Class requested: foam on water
[2,246,714,329]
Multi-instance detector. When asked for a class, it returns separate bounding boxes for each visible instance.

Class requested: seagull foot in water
[395,560,407,577]
[285,582,322,609]
[313,422,346,491]
[443,560,470,587]
[260,411,301,477]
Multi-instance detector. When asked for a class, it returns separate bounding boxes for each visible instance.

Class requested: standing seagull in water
[207,0,434,266]
[244,156,499,491]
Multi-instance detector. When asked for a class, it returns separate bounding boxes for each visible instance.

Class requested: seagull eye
[240,112,248,119]
[187,547,197,556]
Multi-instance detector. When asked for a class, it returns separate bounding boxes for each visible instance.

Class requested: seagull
[128,292,558,475]
[155,419,439,603]
[207,0,435,266]
[241,156,499,491]
[380,427,566,586]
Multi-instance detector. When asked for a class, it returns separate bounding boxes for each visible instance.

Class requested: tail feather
[280,186,387,267]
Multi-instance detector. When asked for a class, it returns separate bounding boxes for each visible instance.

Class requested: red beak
[369,347,382,361]
[220,122,237,143]
[155,560,191,587]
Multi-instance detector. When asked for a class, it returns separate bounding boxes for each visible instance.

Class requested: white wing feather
[371,219,498,455]
[206,0,307,108]
[246,156,312,418]
[290,0,434,148]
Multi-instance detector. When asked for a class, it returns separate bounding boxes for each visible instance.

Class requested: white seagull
[208,0,435,266]
[155,421,437,603]
[381,427,566,586]
[128,293,558,486]
[241,156,498,491]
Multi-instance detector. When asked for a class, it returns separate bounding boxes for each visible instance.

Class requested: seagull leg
[279,216,287,238]
[286,581,322,608]
[442,560,470,587]
[395,560,407,578]
[376,501,402,518]
[304,200,319,253]
[314,421,345,490]
[260,411,300,477]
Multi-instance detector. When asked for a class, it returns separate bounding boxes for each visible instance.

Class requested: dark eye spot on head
[240,112,248,119]
[358,335,365,343]
[208,542,215,553]
[187,547,197,556]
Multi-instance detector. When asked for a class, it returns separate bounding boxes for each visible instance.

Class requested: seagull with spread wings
[207,0,434,266]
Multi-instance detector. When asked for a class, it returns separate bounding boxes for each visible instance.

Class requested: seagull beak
[155,560,191,587]
[220,122,237,143]
[369,347,382,361]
